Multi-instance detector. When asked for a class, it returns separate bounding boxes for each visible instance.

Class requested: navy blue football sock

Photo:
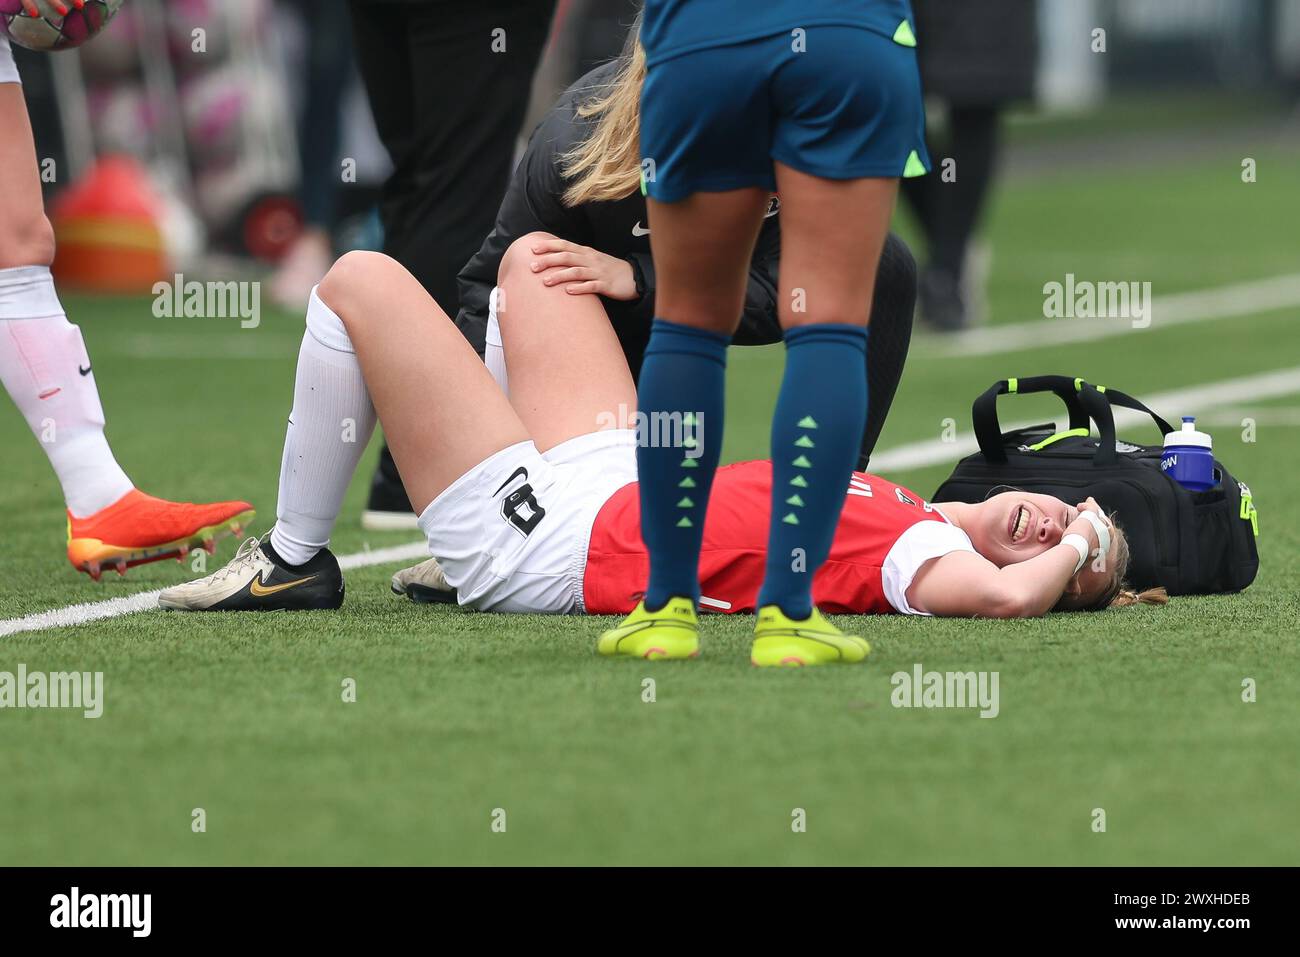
[758,324,868,619]
[636,318,730,610]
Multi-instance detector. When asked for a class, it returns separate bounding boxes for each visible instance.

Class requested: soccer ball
[1,0,124,52]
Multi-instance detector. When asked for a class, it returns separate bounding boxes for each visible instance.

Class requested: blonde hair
[560,13,646,207]
[1084,513,1169,611]
[1109,586,1170,608]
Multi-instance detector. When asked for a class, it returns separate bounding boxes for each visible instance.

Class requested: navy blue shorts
[639,25,930,202]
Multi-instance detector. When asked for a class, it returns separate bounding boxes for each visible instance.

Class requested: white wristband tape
[1062,534,1090,574]
[1078,510,1112,556]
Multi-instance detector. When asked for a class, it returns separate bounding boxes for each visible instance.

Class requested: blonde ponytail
[560,14,646,207]
[1108,586,1170,608]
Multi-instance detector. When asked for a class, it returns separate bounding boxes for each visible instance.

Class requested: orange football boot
[67,489,256,580]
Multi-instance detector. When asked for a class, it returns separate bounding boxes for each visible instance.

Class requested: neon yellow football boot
[597,597,700,660]
[751,605,870,667]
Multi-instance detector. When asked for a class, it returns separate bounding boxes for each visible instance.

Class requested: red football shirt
[582,460,975,615]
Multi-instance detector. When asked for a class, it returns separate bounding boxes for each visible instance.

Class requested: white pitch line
[336,541,429,571]
[1199,406,1300,427]
[0,540,429,639]
[920,272,1300,358]
[869,365,1300,474]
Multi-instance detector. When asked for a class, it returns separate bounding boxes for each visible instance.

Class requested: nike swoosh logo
[631,222,650,237]
[79,365,92,376]
[493,466,529,496]
[249,574,317,597]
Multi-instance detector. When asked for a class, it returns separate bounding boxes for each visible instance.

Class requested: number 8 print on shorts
[494,467,546,537]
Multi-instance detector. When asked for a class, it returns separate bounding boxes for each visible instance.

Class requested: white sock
[484,287,510,395]
[271,286,376,566]
[0,265,133,517]
[1,34,20,85]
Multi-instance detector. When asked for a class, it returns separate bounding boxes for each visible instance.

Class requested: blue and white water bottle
[1161,416,1216,491]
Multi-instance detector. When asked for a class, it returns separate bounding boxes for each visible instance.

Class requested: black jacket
[455,59,782,377]
[913,0,1038,104]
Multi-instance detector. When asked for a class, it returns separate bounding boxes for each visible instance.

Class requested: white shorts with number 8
[416,428,638,614]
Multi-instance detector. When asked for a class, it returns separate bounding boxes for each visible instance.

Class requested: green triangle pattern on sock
[794,435,815,448]
[676,496,694,508]
[892,19,917,47]
[792,454,812,468]
[786,494,805,507]
[678,476,696,488]
[782,513,800,525]
[797,415,818,429]
[676,516,693,528]
[790,475,809,488]
[903,149,928,178]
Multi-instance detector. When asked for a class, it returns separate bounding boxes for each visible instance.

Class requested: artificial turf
[1,104,1297,865]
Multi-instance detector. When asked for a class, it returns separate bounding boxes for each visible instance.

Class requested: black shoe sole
[393,582,459,605]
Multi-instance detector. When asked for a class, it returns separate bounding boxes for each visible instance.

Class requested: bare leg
[619,188,770,608]
[0,83,55,269]
[645,188,770,334]
[772,163,896,331]
[3,80,256,576]
[0,81,135,519]
[317,252,529,513]
[755,164,898,619]
[494,231,637,451]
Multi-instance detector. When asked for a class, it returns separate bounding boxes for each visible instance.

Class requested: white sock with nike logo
[0,265,133,517]
[271,287,377,567]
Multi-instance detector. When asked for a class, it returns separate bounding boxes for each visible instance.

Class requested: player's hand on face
[1066,497,1107,550]
[1065,507,1097,549]
[528,238,638,301]
[1076,496,1104,518]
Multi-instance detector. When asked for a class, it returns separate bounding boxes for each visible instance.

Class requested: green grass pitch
[2,115,1298,865]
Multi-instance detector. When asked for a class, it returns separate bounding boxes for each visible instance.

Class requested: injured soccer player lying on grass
[158,249,1166,646]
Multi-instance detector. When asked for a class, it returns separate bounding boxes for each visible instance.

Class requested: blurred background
[12,0,1299,317]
